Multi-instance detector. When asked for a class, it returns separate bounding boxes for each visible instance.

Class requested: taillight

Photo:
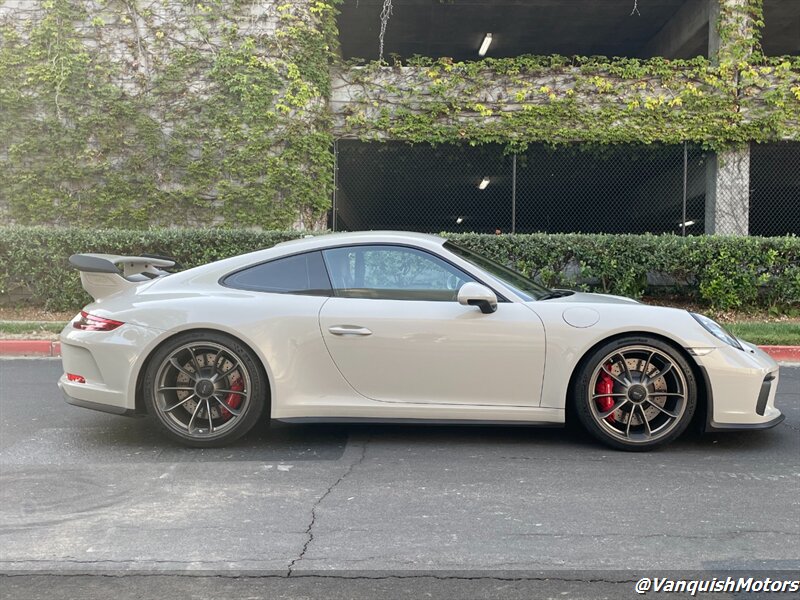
[67,373,86,383]
[73,311,124,332]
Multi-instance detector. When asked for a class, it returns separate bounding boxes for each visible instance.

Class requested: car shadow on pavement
[3,410,793,465]
[319,420,792,455]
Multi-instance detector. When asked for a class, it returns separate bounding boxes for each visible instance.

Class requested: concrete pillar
[639,0,754,61]
[704,146,750,235]
[708,0,722,59]
[710,0,755,65]
[704,1,753,235]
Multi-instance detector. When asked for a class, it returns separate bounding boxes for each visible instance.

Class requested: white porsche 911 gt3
[59,231,783,451]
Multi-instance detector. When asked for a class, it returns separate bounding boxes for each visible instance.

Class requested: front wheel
[143,331,267,447]
[573,337,697,451]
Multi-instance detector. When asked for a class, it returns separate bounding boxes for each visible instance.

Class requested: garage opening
[332,141,708,235]
[761,0,800,56]
[750,142,800,237]
[336,0,709,61]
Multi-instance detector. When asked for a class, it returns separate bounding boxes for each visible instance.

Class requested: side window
[321,245,474,301]
[223,251,331,295]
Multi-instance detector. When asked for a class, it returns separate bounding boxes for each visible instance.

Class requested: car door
[318,244,546,406]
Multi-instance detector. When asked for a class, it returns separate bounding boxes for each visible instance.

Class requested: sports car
[59,231,783,450]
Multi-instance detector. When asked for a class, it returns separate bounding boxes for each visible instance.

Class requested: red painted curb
[0,340,798,362]
[760,345,800,363]
[0,340,61,357]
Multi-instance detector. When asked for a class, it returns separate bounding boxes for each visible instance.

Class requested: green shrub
[0,226,302,311]
[446,232,800,311]
[0,226,798,312]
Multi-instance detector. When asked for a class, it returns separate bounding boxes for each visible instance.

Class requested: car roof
[274,231,447,252]
[153,231,450,288]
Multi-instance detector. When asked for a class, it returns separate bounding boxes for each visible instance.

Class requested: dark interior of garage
[332,141,709,235]
[337,0,799,62]
[762,0,800,56]
[332,140,800,236]
[750,142,800,237]
[336,0,709,61]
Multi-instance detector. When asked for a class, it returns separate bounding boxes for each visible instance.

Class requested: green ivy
[336,0,798,151]
[0,0,342,229]
[337,54,798,151]
[0,0,797,228]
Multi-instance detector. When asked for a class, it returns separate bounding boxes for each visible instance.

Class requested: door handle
[328,325,373,336]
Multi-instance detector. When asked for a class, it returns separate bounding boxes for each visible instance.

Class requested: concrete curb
[0,339,798,363]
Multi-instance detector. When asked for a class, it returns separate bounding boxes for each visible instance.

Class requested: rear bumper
[59,381,138,417]
[59,321,163,414]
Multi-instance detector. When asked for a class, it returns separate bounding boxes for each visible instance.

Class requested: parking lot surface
[1,359,798,598]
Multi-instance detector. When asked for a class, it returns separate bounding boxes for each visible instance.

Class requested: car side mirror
[457,282,498,314]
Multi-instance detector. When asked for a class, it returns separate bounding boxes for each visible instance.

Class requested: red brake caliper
[595,364,616,423]
[219,378,244,421]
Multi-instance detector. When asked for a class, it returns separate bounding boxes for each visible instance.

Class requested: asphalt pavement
[1,359,798,599]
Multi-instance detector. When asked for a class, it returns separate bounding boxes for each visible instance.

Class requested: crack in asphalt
[286,438,370,576]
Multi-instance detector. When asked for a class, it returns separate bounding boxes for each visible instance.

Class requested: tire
[573,336,697,451]
[143,331,268,447]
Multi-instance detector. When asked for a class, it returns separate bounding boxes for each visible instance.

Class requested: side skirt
[275,417,564,427]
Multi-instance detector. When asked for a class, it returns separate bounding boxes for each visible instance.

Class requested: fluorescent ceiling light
[478,177,490,190]
[478,33,493,57]
[679,220,696,227]
[456,216,464,224]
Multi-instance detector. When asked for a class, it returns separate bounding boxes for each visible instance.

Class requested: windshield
[443,242,552,301]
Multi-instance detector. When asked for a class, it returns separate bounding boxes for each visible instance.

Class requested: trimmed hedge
[0,226,798,312]
[447,232,800,311]
[0,227,303,312]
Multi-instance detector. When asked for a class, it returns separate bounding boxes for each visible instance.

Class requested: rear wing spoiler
[69,253,177,301]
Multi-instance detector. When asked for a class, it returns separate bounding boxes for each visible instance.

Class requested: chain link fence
[332,141,513,234]
[514,144,706,235]
[332,140,799,237]
[750,142,800,237]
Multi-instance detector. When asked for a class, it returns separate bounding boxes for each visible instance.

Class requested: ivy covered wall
[0,0,797,229]
[331,1,799,151]
[331,55,799,150]
[0,0,339,229]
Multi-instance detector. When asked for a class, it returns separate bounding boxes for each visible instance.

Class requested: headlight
[690,313,743,351]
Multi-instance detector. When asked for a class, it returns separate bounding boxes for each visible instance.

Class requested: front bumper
[706,411,785,432]
[694,341,783,432]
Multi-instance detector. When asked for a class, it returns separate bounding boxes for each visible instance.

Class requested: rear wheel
[143,331,267,447]
[574,337,697,451]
